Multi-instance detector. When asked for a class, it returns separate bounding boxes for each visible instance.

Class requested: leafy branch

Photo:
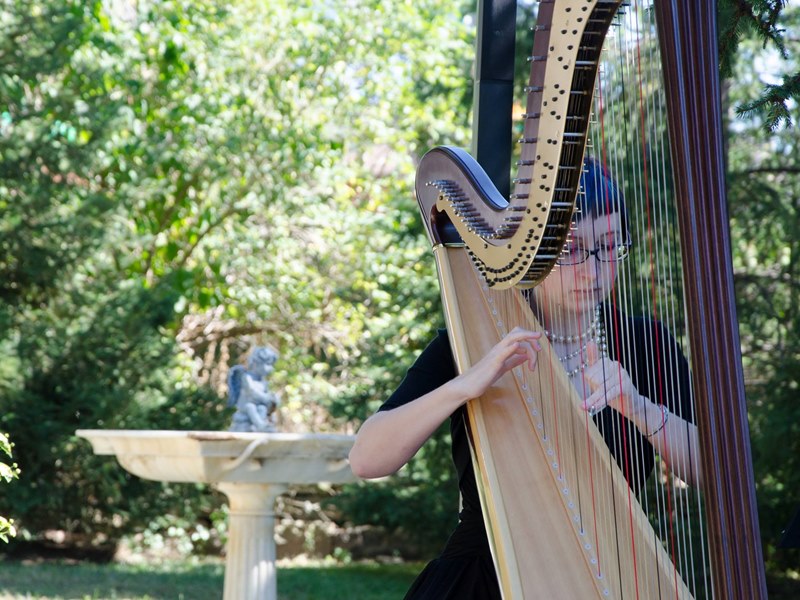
[719,0,798,130]
[0,432,20,542]
[736,71,800,130]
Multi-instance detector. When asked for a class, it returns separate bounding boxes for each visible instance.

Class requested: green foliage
[725,5,800,572]
[332,422,458,552]
[718,0,800,129]
[0,0,797,573]
[5,193,228,545]
[0,432,20,542]
[0,0,119,317]
[0,0,473,555]
[719,0,788,77]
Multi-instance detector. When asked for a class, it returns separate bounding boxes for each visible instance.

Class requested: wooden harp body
[415,1,767,598]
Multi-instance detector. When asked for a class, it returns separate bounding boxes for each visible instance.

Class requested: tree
[0,0,186,547]
[724,4,800,571]
[719,0,800,130]
[0,0,474,552]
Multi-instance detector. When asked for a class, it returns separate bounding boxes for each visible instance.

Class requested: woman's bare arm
[349,328,542,479]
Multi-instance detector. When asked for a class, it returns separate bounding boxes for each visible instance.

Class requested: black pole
[472,0,516,199]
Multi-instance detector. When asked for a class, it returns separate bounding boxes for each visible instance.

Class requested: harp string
[596,19,648,594]
[547,6,641,592]
[606,2,708,595]
[612,11,663,580]
[508,2,709,595]
[642,1,689,586]
[644,3,709,584]
[533,9,640,591]
[450,1,716,595]
[634,3,694,593]
[617,4,672,594]
[512,5,645,591]
[480,273,613,584]
[611,4,682,593]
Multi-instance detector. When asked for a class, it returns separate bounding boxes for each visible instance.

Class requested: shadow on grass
[0,559,421,600]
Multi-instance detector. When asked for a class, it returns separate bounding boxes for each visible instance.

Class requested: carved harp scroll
[415,1,767,599]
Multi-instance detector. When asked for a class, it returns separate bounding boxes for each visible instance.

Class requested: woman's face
[535,212,627,318]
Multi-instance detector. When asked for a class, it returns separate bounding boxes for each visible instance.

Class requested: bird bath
[76,429,356,600]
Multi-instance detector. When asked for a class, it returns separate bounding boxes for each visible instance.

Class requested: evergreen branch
[736,71,800,130]
[719,0,754,77]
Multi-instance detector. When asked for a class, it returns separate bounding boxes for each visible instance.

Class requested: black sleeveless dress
[377,305,694,599]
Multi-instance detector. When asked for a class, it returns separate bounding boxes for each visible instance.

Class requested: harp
[414,1,767,598]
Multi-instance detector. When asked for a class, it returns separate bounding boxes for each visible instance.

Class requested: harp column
[472,0,516,197]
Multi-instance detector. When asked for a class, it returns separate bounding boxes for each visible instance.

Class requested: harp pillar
[472,0,516,198]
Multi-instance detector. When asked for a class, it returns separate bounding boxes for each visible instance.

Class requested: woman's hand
[580,341,646,418]
[579,344,701,486]
[448,327,542,403]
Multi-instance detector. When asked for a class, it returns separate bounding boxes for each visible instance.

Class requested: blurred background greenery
[0,0,798,594]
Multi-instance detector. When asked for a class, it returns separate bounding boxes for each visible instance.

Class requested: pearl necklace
[546,306,608,379]
[544,307,600,344]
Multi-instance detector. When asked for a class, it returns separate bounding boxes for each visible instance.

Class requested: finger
[586,340,600,366]
[504,332,541,357]
[583,385,613,412]
[505,328,543,346]
[509,340,539,371]
[500,340,530,362]
[588,384,623,413]
[582,389,604,412]
[582,397,605,414]
[508,326,541,335]
[493,343,531,375]
[581,365,602,393]
[525,340,539,369]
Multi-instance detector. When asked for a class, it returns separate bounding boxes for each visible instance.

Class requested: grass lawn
[3,557,799,599]
[0,558,422,600]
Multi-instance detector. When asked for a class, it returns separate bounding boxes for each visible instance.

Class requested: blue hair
[576,156,629,237]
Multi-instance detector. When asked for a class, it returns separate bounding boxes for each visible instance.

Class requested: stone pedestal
[217,483,287,600]
[75,430,356,600]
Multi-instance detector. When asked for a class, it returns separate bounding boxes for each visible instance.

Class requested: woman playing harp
[349,158,702,599]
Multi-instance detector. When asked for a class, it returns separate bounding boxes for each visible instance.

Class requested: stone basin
[76,429,356,485]
[76,429,357,600]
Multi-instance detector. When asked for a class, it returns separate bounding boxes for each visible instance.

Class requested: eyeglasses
[556,239,632,266]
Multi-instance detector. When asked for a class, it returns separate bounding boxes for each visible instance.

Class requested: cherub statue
[227,346,280,432]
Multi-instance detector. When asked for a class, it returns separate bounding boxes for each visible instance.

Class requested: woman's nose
[577,255,600,280]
